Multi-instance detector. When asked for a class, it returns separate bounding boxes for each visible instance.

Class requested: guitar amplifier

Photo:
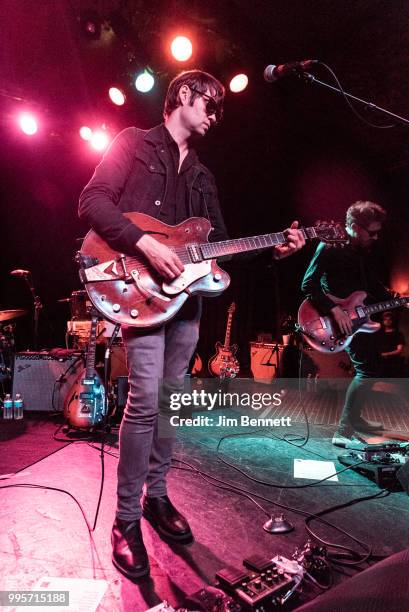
[12,350,84,412]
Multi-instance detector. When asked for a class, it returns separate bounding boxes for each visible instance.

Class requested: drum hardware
[58,289,92,320]
[0,309,28,322]
[0,318,20,383]
[10,269,42,350]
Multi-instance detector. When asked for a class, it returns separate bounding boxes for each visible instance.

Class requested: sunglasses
[362,226,381,237]
[190,87,223,123]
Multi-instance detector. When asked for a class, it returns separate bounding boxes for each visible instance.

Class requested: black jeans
[338,332,381,434]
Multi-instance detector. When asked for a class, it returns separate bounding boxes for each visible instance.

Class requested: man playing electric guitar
[301,201,395,447]
[79,69,305,580]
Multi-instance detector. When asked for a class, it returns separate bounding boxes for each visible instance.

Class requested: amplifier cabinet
[12,350,84,412]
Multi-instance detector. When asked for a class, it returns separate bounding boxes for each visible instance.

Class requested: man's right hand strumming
[135,234,185,281]
[331,305,353,335]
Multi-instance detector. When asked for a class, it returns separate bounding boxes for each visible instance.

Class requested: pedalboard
[216,554,295,610]
[339,441,408,488]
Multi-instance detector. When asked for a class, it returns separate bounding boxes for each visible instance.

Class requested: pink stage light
[108,87,126,106]
[170,36,193,62]
[19,113,38,135]
[79,126,93,141]
[229,74,248,93]
[90,129,109,151]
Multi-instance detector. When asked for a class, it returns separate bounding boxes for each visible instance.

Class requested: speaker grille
[12,351,84,411]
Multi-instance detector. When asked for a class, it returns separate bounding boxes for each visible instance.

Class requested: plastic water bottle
[3,394,13,419]
[13,393,24,420]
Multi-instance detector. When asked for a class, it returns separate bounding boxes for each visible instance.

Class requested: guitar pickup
[187,244,203,263]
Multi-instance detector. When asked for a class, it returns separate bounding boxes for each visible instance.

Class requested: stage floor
[1,388,408,611]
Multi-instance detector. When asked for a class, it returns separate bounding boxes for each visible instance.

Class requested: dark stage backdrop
[1,0,409,363]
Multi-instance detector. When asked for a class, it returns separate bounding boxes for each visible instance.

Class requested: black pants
[338,332,381,434]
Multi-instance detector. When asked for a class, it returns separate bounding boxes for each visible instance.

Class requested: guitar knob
[321,341,326,345]
[112,303,121,313]
[339,340,344,346]
[213,273,222,282]
[130,309,139,318]
[330,335,335,340]
[330,347,335,351]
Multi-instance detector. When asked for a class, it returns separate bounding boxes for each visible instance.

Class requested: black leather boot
[111,518,150,579]
[142,495,193,543]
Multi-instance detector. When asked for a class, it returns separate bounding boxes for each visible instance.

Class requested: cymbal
[0,309,28,322]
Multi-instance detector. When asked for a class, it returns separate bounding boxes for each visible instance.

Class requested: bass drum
[250,342,283,384]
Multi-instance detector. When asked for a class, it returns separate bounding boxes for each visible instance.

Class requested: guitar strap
[199,175,212,225]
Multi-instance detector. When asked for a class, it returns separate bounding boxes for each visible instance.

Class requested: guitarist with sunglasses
[79,69,305,580]
[301,201,397,447]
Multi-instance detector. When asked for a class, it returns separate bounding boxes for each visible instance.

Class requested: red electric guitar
[79,213,346,329]
[208,302,240,378]
[298,291,409,354]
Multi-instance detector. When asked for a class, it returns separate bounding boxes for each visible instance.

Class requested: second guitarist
[301,201,394,447]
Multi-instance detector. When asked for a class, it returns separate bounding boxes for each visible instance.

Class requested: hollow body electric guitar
[298,291,409,354]
[64,311,106,428]
[208,302,239,378]
[79,213,346,328]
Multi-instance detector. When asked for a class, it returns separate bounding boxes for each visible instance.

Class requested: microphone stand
[22,273,43,350]
[300,72,409,127]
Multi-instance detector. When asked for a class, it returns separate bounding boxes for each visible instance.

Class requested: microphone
[10,269,31,277]
[264,60,318,82]
[10,269,31,276]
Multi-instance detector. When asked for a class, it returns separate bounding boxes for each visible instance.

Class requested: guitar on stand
[208,302,240,379]
[64,309,107,429]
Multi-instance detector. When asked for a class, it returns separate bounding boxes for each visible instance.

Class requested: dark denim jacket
[79,124,228,254]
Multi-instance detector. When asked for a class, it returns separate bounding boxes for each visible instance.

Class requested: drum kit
[59,289,122,350]
[0,309,27,383]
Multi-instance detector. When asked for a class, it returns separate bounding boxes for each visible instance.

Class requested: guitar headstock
[313,220,348,247]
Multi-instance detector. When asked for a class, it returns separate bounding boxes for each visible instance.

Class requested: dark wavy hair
[346,200,386,229]
[163,70,225,118]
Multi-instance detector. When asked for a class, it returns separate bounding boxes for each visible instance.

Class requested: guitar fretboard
[224,312,234,348]
[363,297,409,316]
[85,315,98,379]
[200,228,318,259]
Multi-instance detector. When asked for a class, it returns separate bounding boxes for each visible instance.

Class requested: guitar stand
[102,323,121,431]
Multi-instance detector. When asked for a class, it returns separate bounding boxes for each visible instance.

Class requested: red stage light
[170,36,193,61]
[90,130,109,151]
[108,87,126,106]
[79,126,93,141]
[19,113,38,135]
[229,74,248,93]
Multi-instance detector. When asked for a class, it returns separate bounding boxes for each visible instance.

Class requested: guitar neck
[85,315,99,378]
[224,312,234,348]
[200,228,316,259]
[363,296,409,317]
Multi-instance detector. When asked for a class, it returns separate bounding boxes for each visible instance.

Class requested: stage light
[79,126,93,141]
[229,73,248,93]
[19,113,38,135]
[135,71,155,93]
[80,10,102,40]
[109,87,126,106]
[90,129,109,151]
[170,36,193,62]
